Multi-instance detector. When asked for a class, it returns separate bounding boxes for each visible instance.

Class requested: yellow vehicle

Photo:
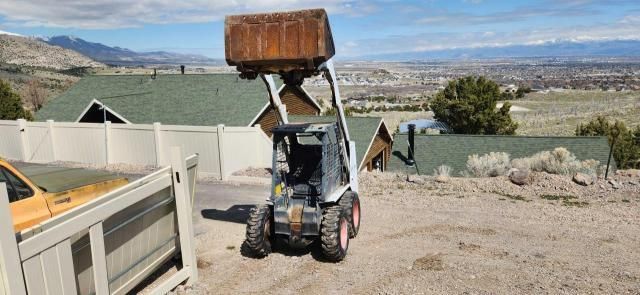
[0,159,128,232]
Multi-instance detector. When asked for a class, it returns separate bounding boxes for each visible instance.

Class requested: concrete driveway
[191,181,269,236]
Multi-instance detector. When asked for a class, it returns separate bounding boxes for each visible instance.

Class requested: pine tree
[430,76,517,135]
[0,79,34,121]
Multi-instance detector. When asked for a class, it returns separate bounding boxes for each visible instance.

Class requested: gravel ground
[175,171,640,294]
[232,167,272,178]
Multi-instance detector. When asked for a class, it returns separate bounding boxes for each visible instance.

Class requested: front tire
[339,191,361,238]
[320,206,349,262]
[241,204,273,258]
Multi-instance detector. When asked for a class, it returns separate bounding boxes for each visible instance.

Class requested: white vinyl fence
[0,119,272,179]
[0,147,199,294]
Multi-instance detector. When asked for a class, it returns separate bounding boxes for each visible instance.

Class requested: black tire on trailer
[320,205,349,262]
[339,191,361,238]
[241,204,274,258]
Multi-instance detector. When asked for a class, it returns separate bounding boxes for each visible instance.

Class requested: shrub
[579,159,600,176]
[576,116,640,169]
[466,152,511,177]
[433,165,452,178]
[511,147,600,176]
[510,158,531,171]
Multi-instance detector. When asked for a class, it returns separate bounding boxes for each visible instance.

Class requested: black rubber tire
[339,191,361,238]
[320,205,349,262]
[241,204,273,258]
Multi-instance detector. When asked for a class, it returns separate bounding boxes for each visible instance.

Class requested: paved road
[192,181,269,236]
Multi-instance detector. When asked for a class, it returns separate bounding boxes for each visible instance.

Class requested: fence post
[17,119,29,162]
[47,120,56,162]
[254,124,263,165]
[153,122,162,167]
[0,183,27,295]
[89,223,110,295]
[170,147,198,284]
[104,121,112,166]
[216,124,226,180]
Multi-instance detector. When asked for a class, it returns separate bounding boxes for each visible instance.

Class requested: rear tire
[241,204,273,258]
[320,206,349,262]
[339,191,361,238]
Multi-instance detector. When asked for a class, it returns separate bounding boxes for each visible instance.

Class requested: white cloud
[0,0,376,29]
[341,14,640,56]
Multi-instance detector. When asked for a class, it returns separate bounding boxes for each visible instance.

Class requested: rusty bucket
[225,9,335,75]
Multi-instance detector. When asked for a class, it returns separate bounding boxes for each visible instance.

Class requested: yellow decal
[274,183,284,195]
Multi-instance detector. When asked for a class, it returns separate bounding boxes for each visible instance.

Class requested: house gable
[253,85,322,136]
[76,99,130,124]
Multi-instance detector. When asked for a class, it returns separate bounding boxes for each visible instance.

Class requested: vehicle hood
[18,165,125,193]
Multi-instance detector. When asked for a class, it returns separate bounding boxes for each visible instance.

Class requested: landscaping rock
[508,168,530,185]
[435,175,450,183]
[412,178,426,185]
[608,179,623,189]
[573,173,594,186]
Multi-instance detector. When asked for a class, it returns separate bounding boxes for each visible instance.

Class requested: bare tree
[24,79,48,111]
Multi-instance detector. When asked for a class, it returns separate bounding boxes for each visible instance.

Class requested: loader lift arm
[259,74,289,125]
[257,59,352,178]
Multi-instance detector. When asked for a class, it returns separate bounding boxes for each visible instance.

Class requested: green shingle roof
[289,115,385,170]
[388,134,613,175]
[36,74,281,126]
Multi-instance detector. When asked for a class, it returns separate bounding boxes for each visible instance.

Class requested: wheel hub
[340,218,348,250]
[353,200,360,229]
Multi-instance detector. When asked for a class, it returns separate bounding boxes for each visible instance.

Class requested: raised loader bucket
[225,9,335,76]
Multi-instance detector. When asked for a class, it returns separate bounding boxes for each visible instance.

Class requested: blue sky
[1,0,639,58]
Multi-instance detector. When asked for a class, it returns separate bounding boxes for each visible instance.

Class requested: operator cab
[271,122,345,203]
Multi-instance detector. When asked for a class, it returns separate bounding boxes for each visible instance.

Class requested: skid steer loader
[225,8,361,261]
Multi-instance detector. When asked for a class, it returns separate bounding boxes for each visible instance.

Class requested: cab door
[1,167,51,232]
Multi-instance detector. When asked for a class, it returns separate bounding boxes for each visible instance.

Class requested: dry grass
[510,90,640,136]
[433,165,452,177]
[513,147,600,176]
[466,152,511,177]
[466,148,602,177]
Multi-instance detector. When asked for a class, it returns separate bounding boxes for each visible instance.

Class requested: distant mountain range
[360,39,640,60]
[43,35,222,66]
[0,34,103,69]
[3,28,640,66]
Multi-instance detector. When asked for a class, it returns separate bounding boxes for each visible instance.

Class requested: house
[504,84,518,93]
[36,74,390,171]
[36,74,320,133]
[289,115,393,172]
